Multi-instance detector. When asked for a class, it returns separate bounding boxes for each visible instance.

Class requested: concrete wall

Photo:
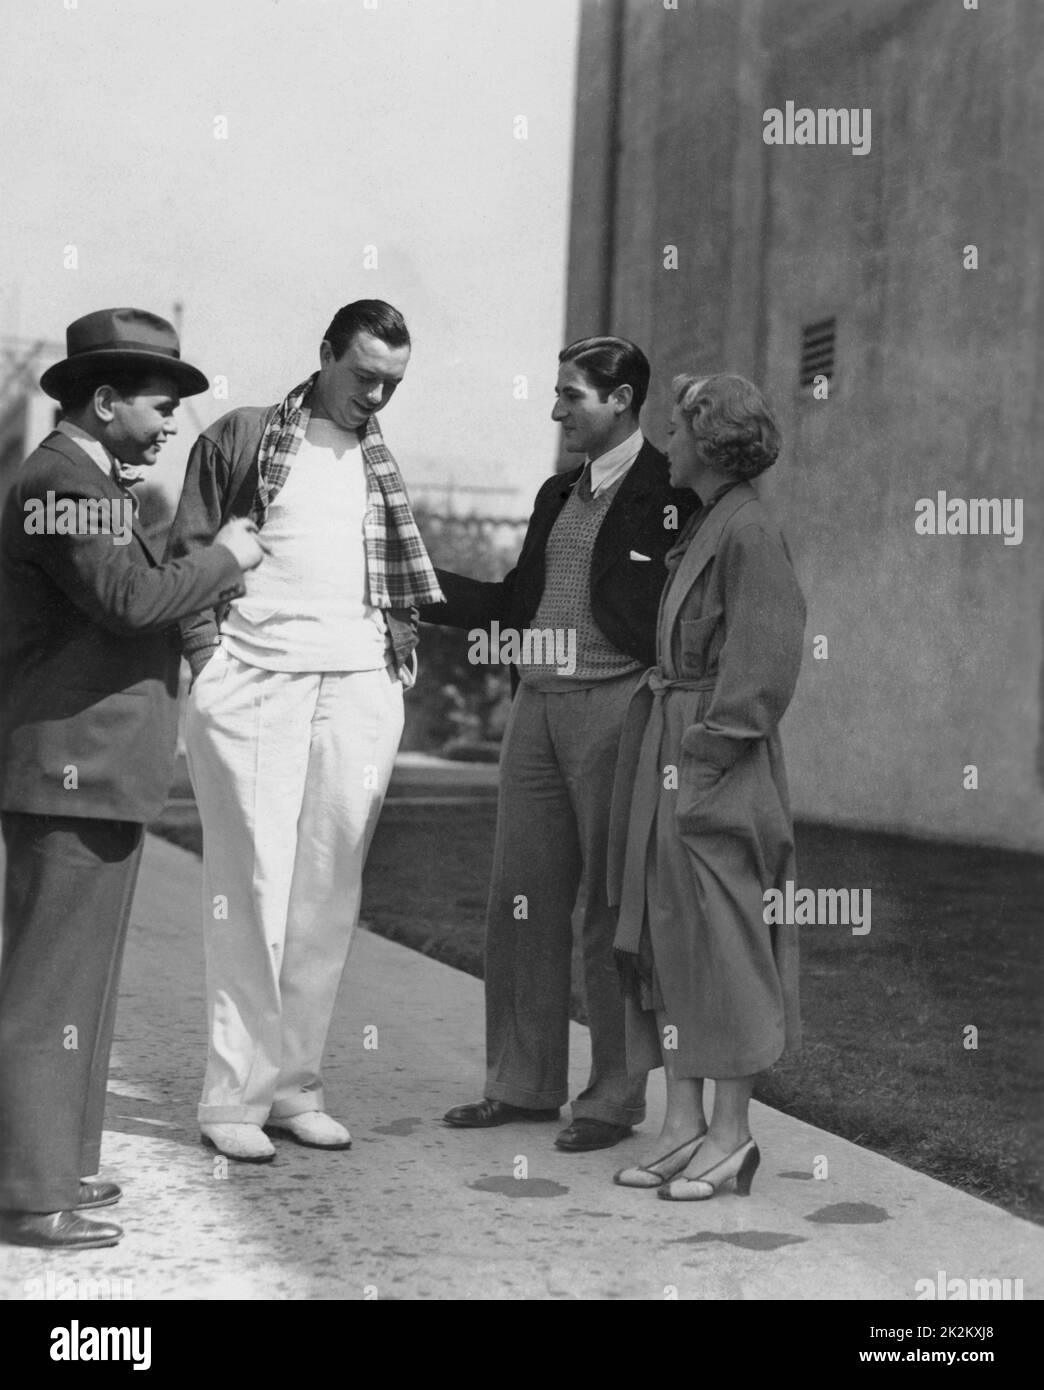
[566,0,1043,850]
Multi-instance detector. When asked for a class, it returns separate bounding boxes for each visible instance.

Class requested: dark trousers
[0,812,143,1212]
[484,678,647,1126]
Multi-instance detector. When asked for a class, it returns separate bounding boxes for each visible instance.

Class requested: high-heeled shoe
[656,1137,760,1201]
[612,1133,706,1189]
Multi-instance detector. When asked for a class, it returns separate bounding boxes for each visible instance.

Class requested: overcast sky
[0,0,580,513]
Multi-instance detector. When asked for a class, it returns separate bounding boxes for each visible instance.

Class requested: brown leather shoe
[0,1209,123,1249]
[76,1180,122,1210]
[443,1098,560,1128]
[555,1118,634,1152]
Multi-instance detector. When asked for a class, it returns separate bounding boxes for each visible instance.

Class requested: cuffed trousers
[185,647,404,1125]
[484,677,647,1127]
[0,813,143,1212]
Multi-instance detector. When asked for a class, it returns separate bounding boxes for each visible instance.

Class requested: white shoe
[265,1112,352,1150]
[200,1122,276,1163]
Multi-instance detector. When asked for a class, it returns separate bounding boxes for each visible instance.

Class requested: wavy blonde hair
[672,373,780,479]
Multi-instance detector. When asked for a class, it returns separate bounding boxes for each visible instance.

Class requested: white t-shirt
[222,417,387,672]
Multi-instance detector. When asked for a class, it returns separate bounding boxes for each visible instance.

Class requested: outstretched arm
[419,566,519,631]
[418,473,560,632]
[30,488,245,636]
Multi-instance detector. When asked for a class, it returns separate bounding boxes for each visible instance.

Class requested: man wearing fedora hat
[0,307,266,1250]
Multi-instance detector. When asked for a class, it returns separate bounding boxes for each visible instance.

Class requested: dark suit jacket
[419,440,698,671]
[0,431,246,822]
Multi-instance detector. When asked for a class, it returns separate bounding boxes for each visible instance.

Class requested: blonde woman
[608,374,805,1200]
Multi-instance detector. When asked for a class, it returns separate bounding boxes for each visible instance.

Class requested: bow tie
[112,461,146,487]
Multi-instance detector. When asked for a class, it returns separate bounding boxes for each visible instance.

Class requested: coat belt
[643,668,716,696]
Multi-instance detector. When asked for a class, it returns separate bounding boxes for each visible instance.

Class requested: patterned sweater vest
[519,471,643,691]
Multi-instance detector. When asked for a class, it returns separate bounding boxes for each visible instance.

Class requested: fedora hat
[40,307,209,400]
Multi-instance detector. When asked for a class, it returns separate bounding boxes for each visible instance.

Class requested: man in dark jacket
[0,308,264,1249]
[422,336,697,1151]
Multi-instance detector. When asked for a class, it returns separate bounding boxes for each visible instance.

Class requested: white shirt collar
[56,419,116,479]
[587,427,644,497]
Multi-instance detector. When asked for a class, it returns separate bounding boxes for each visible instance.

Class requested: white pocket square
[629,550,651,562]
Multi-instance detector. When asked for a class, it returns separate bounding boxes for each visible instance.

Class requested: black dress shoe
[0,1210,123,1250]
[555,1118,634,1152]
[77,1180,122,1210]
[443,1098,560,1128]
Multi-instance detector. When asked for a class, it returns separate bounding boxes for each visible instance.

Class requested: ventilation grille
[800,317,836,389]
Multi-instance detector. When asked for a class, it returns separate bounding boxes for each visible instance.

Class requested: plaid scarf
[251,373,443,609]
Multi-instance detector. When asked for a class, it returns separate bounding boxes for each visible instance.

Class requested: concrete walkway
[1,833,1041,1301]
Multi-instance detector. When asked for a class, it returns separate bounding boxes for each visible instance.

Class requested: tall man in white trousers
[166,300,443,1162]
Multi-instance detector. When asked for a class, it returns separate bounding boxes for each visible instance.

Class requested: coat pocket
[8,685,172,813]
[674,746,728,826]
[675,740,787,851]
[678,613,721,679]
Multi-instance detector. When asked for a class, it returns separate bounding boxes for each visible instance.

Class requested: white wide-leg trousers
[185,647,404,1125]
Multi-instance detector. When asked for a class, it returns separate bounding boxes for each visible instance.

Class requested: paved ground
[1,831,1041,1301]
